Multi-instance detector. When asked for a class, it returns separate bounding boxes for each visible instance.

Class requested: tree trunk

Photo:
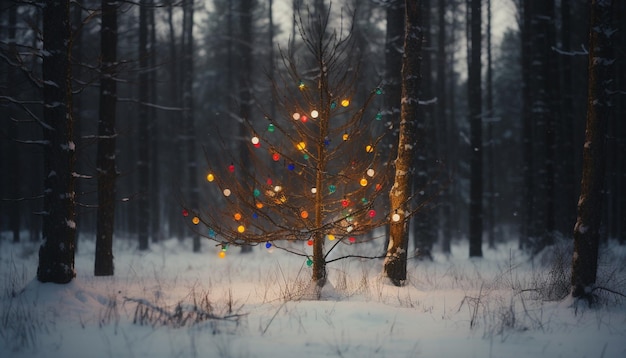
[37,0,76,284]
[95,0,118,276]
[485,0,495,249]
[468,0,483,258]
[557,1,577,238]
[6,2,20,243]
[166,1,183,241]
[519,0,533,250]
[268,0,275,120]
[542,0,558,248]
[382,0,405,256]
[238,0,254,254]
[571,0,614,301]
[412,0,436,261]
[617,0,626,244]
[182,0,199,252]
[149,1,161,243]
[437,0,451,255]
[137,0,150,250]
[385,0,423,286]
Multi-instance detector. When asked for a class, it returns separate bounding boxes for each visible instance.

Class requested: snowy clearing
[1,236,625,358]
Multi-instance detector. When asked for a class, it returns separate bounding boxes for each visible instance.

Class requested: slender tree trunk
[468,0,483,258]
[166,1,183,240]
[616,0,626,244]
[519,0,533,250]
[7,3,20,243]
[558,1,577,237]
[571,0,614,301]
[311,15,332,290]
[149,0,161,243]
[268,0,276,120]
[137,0,150,250]
[437,0,451,255]
[543,0,558,247]
[95,0,118,276]
[486,0,495,249]
[181,0,199,252]
[238,0,253,254]
[37,0,76,284]
[385,0,424,286]
[71,0,84,250]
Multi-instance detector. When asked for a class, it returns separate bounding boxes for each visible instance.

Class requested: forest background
[1,0,625,261]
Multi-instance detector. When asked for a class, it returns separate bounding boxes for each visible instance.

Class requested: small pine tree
[182,6,393,292]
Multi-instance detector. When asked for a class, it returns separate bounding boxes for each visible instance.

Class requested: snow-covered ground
[1,235,625,358]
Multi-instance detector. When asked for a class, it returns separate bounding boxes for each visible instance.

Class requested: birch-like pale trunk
[384,0,423,286]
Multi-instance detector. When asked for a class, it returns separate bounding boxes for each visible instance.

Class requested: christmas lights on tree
[181,6,398,289]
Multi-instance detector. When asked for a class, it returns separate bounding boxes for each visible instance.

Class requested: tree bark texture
[37,0,76,284]
[384,0,423,286]
[412,0,436,260]
[95,0,118,276]
[382,0,405,256]
[571,0,614,300]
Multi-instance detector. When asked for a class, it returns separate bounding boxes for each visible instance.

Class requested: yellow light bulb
[360,178,368,187]
[237,225,245,233]
[341,99,350,107]
[219,251,226,258]
[366,145,374,153]
[297,141,306,150]
[342,133,349,141]
[192,216,200,225]
[328,234,335,241]
[206,173,215,182]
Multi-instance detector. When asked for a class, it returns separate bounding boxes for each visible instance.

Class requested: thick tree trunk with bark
[95,0,118,276]
[384,0,423,286]
[37,0,76,284]
[382,0,404,256]
[412,0,436,260]
[571,0,614,301]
